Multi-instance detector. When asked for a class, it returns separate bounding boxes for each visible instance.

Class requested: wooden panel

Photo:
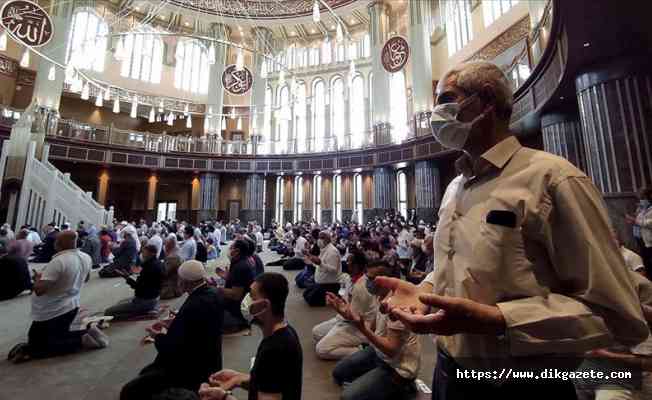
[127,154,143,165]
[145,156,158,167]
[88,149,104,162]
[309,159,322,169]
[282,161,293,170]
[164,158,179,168]
[297,160,310,170]
[111,153,127,163]
[269,161,281,170]
[194,159,207,169]
[226,160,238,170]
[68,147,87,160]
[322,159,334,169]
[212,160,225,170]
[49,144,67,157]
[256,161,268,171]
[239,161,251,170]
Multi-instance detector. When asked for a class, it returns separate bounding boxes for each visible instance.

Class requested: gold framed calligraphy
[222,64,253,96]
[1,0,53,47]
[381,36,410,74]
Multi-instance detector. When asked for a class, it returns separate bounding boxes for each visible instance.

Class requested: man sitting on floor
[220,239,255,333]
[105,244,163,320]
[313,251,377,360]
[331,259,420,400]
[8,231,109,363]
[121,260,223,399]
[99,229,138,278]
[198,273,303,400]
[303,231,342,307]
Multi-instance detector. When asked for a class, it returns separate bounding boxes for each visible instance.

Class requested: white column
[408,0,434,115]
[250,27,274,153]
[205,24,230,137]
[368,1,392,126]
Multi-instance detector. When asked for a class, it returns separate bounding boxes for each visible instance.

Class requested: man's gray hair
[442,61,513,121]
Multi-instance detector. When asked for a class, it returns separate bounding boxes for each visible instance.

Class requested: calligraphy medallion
[222,64,253,96]
[381,36,410,74]
[1,0,54,47]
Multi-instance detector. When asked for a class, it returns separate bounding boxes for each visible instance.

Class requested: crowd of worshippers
[4,61,652,400]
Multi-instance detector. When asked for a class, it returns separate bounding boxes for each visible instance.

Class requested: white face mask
[240,293,269,324]
[430,97,484,150]
[317,239,326,248]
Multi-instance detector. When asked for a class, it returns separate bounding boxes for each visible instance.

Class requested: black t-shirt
[224,258,254,316]
[249,325,303,400]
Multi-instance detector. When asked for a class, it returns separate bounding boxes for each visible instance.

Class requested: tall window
[483,0,519,27]
[120,30,163,83]
[312,80,326,152]
[263,86,273,154]
[321,40,332,64]
[333,175,342,222]
[363,33,371,57]
[336,43,346,62]
[295,82,307,153]
[397,171,408,219]
[390,71,408,143]
[294,176,303,222]
[309,47,319,66]
[350,75,365,148]
[276,85,291,154]
[66,10,108,72]
[347,41,358,60]
[354,173,363,223]
[441,0,473,56]
[275,176,284,224]
[174,40,210,94]
[313,175,322,223]
[369,72,374,127]
[331,77,345,150]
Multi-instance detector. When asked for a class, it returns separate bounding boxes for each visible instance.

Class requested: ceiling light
[186,115,192,128]
[113,98,120,114]
[311,29,315,34]
[221,116,226,130]
[95,91,103,107]
[130,95,138,118]
[81,82,90,100]
[48,64,56,81]
[583,42,590,47]
[230,108,236,119]
[350,18,356,23]
[0,31,7,51]
[158,99,164,112]
[184,22,190,27]
[184,103,190,116]
[236,117,242,130]
[159,15,165,19]
[104,88,111,101]
[19,48,30,67]
[135,6,140,11]
[65,63,75,81]
[290,31,296,36]
[331,24,335,29]
[313,0,320,23]
[149,107,155,123]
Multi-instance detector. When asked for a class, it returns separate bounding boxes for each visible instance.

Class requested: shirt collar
[456,136,522,179]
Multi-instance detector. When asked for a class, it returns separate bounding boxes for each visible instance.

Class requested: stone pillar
[242,174,265,224]
[146,174,158,222]
[408,0,434,116]
[198,172,220,221]
[250,27,274,152]
[541,113,587,172]
[414,161,440,223]
[368,1,392,145]
[205,24,230,138]
[373,166,396,217]
[575,58,652,245]
[97,169,110,206]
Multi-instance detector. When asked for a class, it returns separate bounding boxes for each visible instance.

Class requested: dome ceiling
[167,0,360,20]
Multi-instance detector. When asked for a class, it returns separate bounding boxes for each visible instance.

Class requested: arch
[390,70,408,143]
[350,74,365,148]
[312,78,326,152]
[276,85,291,154]
[330,75,345,150]
[295,81,307,153]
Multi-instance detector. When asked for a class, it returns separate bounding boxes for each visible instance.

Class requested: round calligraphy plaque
[381,36,410,74]
[1,0,54,47]
[222,64,254,96]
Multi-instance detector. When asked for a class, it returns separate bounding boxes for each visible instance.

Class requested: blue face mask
[641,200,651,208]
[365,276,379,296]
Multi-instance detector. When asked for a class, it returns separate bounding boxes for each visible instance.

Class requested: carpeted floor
[0,246,435,400]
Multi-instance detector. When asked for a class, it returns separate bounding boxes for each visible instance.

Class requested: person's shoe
[7,343,27,361]
[82,326,109,349]
[8,343,30,364]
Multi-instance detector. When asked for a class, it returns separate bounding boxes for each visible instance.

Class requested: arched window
[321,40,332,64]
[347,41,358,60]
[174,39,210,94]
[336,43,346,62]
[390,71,408,143]
[312,79,325,152]
[309,47,319,66]
[295,82,307,153]
[331,77,345,150]
[276,85,291,154]
[363,33,371,57]
[333,174,342,222]
[294,176,303,222]
[263,86,273,154]
[66,10,108,72]
[350,75,365,148]
[120,30,163,83]
[275,176,284,224]
[354,173,363,223]
[441,0,473,56]
[397,171,408,219]
[483,0,519,27]
[313,175,322,223]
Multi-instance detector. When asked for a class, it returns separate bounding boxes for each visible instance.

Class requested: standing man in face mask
[199,272,302,400]
[303,231,342,307]
[628,187,652,273]
[376,61,648,400]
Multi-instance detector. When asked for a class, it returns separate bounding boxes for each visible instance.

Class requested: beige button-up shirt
[427,136,648,361]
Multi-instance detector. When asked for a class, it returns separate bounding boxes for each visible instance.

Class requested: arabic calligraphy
[1,0,53,47]
[381,36,410,74]
[222,65,253,96]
